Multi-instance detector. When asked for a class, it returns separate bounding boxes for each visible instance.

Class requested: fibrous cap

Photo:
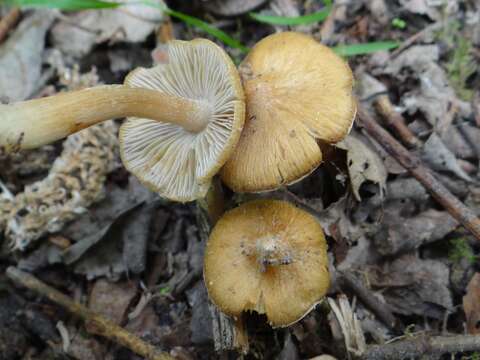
[221,32,355,193]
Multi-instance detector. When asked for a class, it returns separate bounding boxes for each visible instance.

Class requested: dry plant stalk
[6,267,174,360]
[362,334,480,360]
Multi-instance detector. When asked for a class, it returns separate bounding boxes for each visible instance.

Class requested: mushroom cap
[204,199,330,327]
[119,39,245,202]
[220,32,355,193]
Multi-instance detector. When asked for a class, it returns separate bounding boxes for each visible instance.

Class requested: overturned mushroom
[0,39,245,202]
[204,199,330,327]
[221,32,355,192]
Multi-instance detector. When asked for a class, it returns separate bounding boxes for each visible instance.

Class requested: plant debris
[1,0,480,358]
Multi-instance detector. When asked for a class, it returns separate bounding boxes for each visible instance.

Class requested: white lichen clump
[2,121,118,251]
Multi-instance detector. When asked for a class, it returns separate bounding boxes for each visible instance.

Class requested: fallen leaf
[463,273,480,334]
[373,209,458,255]
[50,0,164,57]
[88,279,137,327]
[336,134,387,201]
[0,11,55,101]
[202,0,267,15]
[422,133,473,182]
[368,255,453,319]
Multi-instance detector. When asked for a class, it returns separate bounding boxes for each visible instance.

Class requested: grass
[249,8,331,26]
[7,0,399,57]
[334,41,399,57]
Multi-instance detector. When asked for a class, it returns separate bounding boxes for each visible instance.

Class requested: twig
[0,7,21,44]
[6,267,174,360]
[373,95,421,149]
[339,272,398,332]
[390,22,442,58]
[356,104,480,242]
[361,334,480,360]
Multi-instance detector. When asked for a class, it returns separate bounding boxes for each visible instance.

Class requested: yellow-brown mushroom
[221,32,355,193]
[204,199,330,327]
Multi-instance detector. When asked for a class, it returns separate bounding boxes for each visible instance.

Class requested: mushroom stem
[0,85,211,151]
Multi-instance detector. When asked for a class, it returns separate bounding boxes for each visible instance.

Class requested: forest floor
[1,0,480,359]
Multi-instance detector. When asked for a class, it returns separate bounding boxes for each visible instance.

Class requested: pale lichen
[3,121,118,251]
[0,66,119,250]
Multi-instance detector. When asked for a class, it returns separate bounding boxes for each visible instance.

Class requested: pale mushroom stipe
[204,199,330,328]
[0,39,245,202]
[221,32,356,193]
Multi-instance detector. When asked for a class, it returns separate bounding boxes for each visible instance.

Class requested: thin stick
[373,95,420,148]
[356,105,480,241]
[390,22,442,58]
[339,272,398,331]
[362,334,480,360]
[6,267,174,360]
[0,7,20,44]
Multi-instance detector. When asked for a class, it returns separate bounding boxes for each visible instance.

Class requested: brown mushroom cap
[221,32,355,192]
[204,199,330,327]
[119,39,245,202]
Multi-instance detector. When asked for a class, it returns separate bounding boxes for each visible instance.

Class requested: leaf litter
[1,0,480,359]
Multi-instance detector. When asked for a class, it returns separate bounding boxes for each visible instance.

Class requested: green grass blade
[334,41,399,57]
[8,0,248,53]
[6,0,122,10]
[249,8,330,26]
[164,8,249,53]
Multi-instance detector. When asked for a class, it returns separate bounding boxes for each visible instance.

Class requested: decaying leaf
[51,0,164,57]
[373,209,458,255]
[422,133,473,182]
[62,199,160,280]
[202,0,267,15]
[463,273,480,334]
[336,134,387,201]
[367,255,453,319]
[382,45,471,127]
[0,11,55,102]
[88,279,138,327]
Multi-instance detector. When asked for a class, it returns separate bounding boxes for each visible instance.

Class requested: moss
[448,238,476,264]
[438,21,476,101]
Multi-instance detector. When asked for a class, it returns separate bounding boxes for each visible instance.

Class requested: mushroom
[220,32,355,192]
[0,39,245,202]
[204,199,330,327]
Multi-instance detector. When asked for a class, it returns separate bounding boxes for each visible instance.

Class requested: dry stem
[6,267,174,360]
[357,104,480,242]
[362,334,480,360]
[373,95,420,148]
[339,272,398,331]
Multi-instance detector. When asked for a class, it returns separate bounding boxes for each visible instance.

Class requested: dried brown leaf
[336,134,387,201]
[463,273,480,334]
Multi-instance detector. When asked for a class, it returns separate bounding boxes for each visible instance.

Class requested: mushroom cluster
[204,32,354,328]
[0,31,355,335]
